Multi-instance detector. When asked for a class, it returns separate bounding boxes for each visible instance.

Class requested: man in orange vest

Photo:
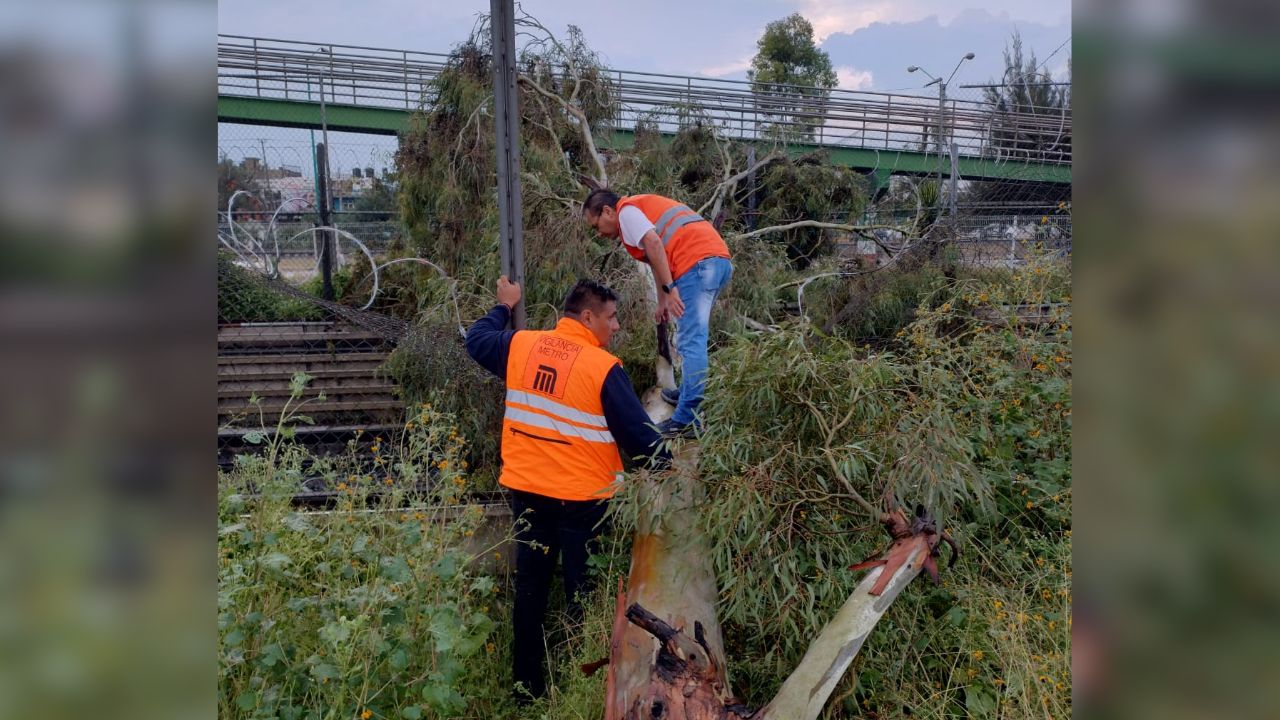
[583,189,734,437]
[465,275,668,702]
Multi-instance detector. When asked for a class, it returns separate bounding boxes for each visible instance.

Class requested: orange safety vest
[616,194,731,280]
[500,317,625,501]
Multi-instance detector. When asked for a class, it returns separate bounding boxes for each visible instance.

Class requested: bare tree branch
[517,74,608,186]
[731,220,906,242]
[697,150,787,218]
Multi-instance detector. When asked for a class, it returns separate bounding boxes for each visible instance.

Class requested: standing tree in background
[218,156,261,213]
[748,14,838,142]
[965,31,1072,208]
[981,30,1071,163]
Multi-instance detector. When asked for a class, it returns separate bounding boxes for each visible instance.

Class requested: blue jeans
[672,256,733,425]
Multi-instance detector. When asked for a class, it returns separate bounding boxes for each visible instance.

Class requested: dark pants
[507,488,609,701]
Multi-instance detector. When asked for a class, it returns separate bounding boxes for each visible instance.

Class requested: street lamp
[907,53,974,213]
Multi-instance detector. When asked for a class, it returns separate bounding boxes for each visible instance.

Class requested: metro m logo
[532,364,558,394]
[522,335,582,399]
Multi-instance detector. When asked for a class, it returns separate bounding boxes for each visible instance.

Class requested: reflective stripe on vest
[651,203,707,244]
[506,389,609,429]
[504,406,615,444]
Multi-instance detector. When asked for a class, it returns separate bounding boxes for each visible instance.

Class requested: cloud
[835,66,874,90]
[697,56,753,78]
[797,0,1069,44]
[820,9,1071,91]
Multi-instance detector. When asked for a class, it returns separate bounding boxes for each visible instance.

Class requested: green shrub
[218,251,324,323]
[678,253,1072,713]
[218,402,511,719]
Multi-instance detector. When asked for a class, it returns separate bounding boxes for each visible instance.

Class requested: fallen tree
[579,241,1072,718]
[607,449,954,719]
[588,311,960,720]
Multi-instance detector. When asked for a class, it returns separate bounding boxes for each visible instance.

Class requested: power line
[1035,35,1072,78]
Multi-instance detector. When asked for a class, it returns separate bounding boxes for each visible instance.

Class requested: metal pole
[949,141,959,218]
[317,48,335,236]
[937,81,946,187]
[315,142,335,302]
[490,0,526,329]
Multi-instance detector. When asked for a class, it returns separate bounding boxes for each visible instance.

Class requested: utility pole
[490,0,526,329]
[315,142,335,302]
[260,138,272,204]
[908,53,973,217]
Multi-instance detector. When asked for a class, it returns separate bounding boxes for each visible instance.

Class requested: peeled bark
[609,445,736,719]
[754,541,927,720]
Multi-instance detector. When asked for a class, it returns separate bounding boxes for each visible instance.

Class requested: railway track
[217,321,404,471]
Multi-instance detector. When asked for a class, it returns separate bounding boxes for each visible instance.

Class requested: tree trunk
[607,439,945,719]
[609,445,736,720]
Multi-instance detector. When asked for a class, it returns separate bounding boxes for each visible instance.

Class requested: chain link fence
[217,120,411,486]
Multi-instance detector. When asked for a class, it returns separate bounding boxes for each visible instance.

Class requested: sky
[217,0,1070,179]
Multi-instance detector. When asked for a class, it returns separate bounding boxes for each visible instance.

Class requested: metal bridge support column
[490,0,526,329]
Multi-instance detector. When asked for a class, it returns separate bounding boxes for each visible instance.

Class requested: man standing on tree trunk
[583,189,734,438]
[465,276,669,703]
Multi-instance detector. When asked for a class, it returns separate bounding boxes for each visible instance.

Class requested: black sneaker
[660,387,680,406]
[657,418,696,438]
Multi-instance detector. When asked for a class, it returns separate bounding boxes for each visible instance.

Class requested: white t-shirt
[618,206,656,250]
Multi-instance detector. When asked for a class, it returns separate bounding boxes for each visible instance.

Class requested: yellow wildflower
[362,711,372,720]
[972,650,984,660]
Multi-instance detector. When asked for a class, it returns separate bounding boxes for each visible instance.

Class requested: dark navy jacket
[465,305,670,470]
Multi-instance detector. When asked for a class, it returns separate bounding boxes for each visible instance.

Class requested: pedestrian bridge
[218,35,1070,186]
